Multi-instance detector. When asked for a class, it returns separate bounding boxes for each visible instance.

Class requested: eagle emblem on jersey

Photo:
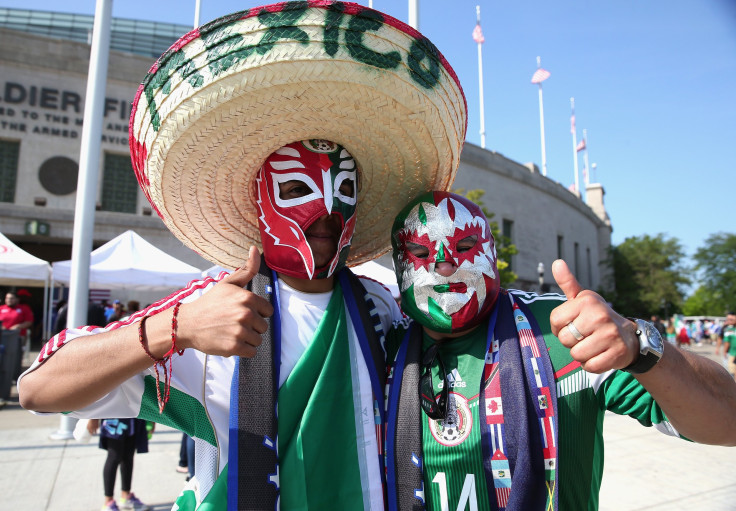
[428,392,472,447]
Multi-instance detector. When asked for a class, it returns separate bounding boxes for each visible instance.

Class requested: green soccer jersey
[421,328,493,511]
[724,325,736,357]
[386,290,678,511]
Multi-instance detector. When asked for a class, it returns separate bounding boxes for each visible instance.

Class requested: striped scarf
[228,264,387,510]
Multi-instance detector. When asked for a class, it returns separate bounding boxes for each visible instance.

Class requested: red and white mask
[391,191,500,332]
[255,140,358,279]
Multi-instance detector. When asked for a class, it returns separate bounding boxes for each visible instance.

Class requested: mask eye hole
[406,241,430,259]
[456,235,478,253]
[333,170,357,205]
[278,180,314,200]
[338,178,354,199]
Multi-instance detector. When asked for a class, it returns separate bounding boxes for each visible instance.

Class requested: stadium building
[0,8,613,315]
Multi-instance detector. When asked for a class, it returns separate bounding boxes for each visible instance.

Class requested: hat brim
[130,2,467,269]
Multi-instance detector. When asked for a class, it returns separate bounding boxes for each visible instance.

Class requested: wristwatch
[622,318,664,374]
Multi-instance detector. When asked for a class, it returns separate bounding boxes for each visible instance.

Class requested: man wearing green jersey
[722,312,736,379]
[384,191,736,511]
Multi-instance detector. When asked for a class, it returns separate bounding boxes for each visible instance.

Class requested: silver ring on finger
[566,321,585,342]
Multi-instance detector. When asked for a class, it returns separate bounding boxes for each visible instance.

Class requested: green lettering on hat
[255,2,310,55]
[202,30,252,76]
[202,5,309,77]
[323,2,346,57]
[144,49,204,132]
[145,51,183,131]
[198,9,253,76]
[408,36,440,89]
[345,10,401,70]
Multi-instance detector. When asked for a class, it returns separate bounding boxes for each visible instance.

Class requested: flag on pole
[531,68,551,84]
[576,138,586,152]
[472,22,485,44]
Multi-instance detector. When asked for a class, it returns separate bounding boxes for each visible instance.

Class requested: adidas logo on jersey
[438,368,467,388]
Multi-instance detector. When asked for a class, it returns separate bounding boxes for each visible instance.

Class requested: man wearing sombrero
[19,3,466,510]
[383,191,736,510]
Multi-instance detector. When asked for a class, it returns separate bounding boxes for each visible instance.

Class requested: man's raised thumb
[551,259,583,300]
[222,246,261,288]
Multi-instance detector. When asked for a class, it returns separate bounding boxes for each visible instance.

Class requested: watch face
[624,319,664,374]
[642,321,664,353]
[647,322,662,349]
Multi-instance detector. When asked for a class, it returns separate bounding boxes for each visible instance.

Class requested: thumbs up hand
[175,247,274,358]
[549,259,638,374]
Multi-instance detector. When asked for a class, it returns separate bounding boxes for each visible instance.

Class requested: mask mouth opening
[433,282,468,294]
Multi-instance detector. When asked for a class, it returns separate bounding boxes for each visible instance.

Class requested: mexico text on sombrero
[136,2,455,133]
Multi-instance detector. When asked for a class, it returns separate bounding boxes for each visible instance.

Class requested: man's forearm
[18,308,175,413]
[637,344,736,446]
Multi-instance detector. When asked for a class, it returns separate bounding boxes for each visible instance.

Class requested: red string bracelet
[138,302,185,413]
[170,302,185,357]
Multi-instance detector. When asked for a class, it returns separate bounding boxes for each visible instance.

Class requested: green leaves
[606,233,690,318]
[691,232,736,314]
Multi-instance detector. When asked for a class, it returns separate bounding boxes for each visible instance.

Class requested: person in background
[665,319,677,345]
[383,191,736,510]
[722,313,736,380]
[54,298,108,335]
[0,291,34,335]
[108,301,125,322]
[87,417,153,511]
[650,315,666,337]
[176,433,195,481]
[1,290,35,379]
[50,299,67,336]
[105,300,120,322]
[127,301,141,315]
[709,319,722,347]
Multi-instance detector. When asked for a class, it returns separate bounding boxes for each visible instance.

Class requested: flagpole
[476,5,486,149]
[194,0,201,27]
[408,0,418,29]
[570,97,579,196]
[536,56,547,176]
[50,0,113,441]
[582,128,590,189]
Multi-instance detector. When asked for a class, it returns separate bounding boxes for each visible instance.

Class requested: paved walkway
[2,343,735,510]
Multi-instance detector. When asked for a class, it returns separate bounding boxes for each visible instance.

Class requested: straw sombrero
[129,1,467,269]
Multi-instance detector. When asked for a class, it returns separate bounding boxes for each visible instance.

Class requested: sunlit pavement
[2,343,734,510]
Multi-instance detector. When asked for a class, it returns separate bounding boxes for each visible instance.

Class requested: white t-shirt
[277,279,333,387]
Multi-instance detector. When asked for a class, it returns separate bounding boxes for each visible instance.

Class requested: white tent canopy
[52,230,203,291]
[1,231,52,351]
[0,231,51,287]
[203,260,400,298]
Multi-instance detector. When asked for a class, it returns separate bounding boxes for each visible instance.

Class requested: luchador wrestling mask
[391,191,500,333]
[255,140,358,279]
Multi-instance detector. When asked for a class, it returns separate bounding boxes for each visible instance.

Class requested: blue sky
[4,0,735,273]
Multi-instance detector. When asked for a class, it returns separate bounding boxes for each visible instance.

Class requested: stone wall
[1,27,613,295]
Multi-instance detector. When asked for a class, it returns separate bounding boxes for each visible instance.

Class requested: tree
[605,234,690,318]
[682,285,723,316]
[692,232,736,314]
[455,188,518,287]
